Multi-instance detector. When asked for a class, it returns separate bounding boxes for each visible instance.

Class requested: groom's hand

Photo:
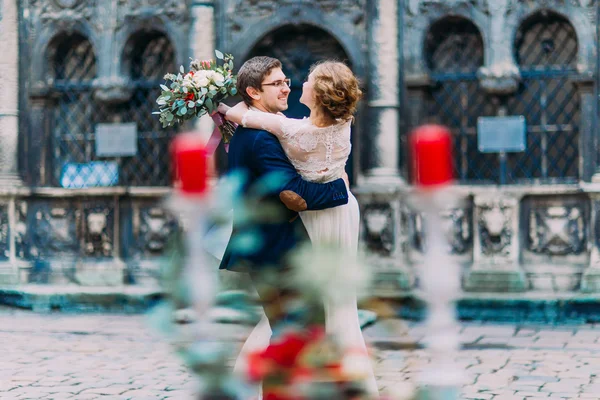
[279,190,307,212]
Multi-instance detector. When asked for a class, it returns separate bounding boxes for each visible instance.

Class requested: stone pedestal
[582,194,600,292]
[465,195,527,292]
[355,185,414,295]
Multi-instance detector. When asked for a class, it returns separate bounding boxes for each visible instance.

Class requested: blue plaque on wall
[95,123,138,157]
[477,116,526,153]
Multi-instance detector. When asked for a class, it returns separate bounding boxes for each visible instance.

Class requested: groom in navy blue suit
[219,56,349,326]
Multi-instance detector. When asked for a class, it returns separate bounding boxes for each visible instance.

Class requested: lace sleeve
[240,110,304,139]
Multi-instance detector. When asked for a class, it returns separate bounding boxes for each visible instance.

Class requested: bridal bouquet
[155,50,237,144]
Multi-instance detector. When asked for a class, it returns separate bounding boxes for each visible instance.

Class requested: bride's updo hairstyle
[310,61,362,122]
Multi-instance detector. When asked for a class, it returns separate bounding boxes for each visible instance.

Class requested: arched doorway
[246,24,357,181]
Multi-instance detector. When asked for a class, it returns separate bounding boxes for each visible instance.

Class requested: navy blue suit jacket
[219,125,349,272]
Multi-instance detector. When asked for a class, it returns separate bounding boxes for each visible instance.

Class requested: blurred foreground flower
[289,243,372,307]
[247,325,371,399]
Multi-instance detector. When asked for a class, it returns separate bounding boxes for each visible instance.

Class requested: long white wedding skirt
[232,192,379,398]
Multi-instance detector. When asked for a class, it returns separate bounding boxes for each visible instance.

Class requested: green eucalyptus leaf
[230,87,237,95]
[181,107,187,115]
[180,65,185,74]
[205,98,213,112]
[166,113,174,122]
[215,49,224,60]
[160,84,169,91]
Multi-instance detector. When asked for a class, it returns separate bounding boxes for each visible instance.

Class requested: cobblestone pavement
[1,306,600,399]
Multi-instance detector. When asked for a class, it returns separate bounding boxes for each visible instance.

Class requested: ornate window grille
[116,31,177,186]
[48,31,177,188]
[49,33,100,187]
[424,17,499,183]
[506,12,580,183]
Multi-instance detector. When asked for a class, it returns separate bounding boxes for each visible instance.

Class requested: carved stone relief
[519,0,594,23]
[363,204,394,256]
[406,0,487,16]
[30,0,96,25]
[117,0,190,27]
[441,208,472,254]
[528,205,586,255]
[410,208,472,254]
[0,205,8,260]
[82,204,114,258]
[134,206,178,257]
[30,203,79,258]
[232,0,365,19]
[226,0,366,38]
[15,202,28,259]
[478,200,514,256]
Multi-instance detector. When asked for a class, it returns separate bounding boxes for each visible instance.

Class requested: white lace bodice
[241,109,352,183]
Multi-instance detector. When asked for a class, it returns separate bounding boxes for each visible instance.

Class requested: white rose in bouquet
[212,72,225,84]
[182,73,195,89]
[193,71,210,88]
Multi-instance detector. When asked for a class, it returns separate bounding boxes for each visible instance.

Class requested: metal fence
[50,32,176,188]
[424,13,581,185]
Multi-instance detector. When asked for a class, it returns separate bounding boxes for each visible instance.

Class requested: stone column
[476,0,520,96]
[464,194,527,292]
[0,0,23,186]
[94,0,131,104]
[360,0,403,186]
[190,0,216,142]
[353,0,411,295]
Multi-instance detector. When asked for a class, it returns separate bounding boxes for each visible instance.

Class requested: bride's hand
[217,103,230,115]
[224,102,249,125]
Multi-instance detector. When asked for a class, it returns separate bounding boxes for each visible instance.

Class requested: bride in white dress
[218,61,378,398]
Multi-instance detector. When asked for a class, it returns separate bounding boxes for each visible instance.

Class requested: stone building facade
[0,0,599,298]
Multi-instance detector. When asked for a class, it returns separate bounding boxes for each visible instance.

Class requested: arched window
[117,31,177,186]
[424,17,497,183]
[48,33,99,187]
[506,11,580,182]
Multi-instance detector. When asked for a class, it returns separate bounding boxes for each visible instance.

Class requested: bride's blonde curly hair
[310,61,363,122]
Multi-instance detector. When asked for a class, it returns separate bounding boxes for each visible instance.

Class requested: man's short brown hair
[236,56,282,105]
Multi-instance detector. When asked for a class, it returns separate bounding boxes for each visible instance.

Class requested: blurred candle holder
[409,125,465,400]
[160,132,244,399]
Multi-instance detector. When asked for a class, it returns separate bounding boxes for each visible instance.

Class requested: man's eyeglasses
[261,78,291,88]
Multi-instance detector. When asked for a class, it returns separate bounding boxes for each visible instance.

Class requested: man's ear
[246,86,261,101]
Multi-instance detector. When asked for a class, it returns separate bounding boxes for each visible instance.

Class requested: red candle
[409,124,454,187]
[171,133,208,195]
